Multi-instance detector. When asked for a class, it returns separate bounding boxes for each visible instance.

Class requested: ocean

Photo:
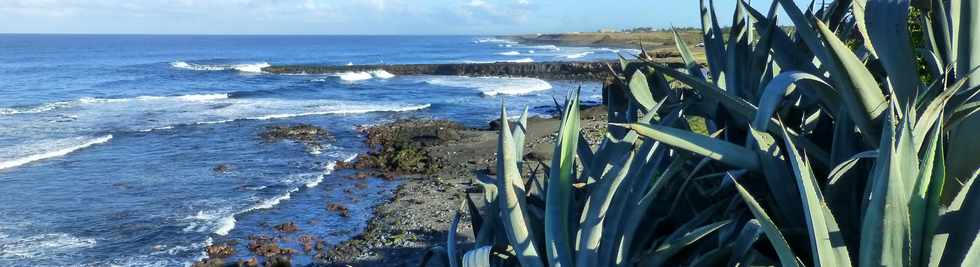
[0,35,625,266]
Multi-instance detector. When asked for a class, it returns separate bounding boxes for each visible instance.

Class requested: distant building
[598,28,618,33]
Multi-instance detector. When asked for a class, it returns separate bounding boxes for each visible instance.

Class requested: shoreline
[193,104,609,266]
[314,105,609,266]
[262,60,685,81]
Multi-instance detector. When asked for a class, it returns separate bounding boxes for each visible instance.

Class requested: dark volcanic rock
[260,124,332,142]
[273,222,299,233]
[212,164,232,174]
[264,255,292,267]
[264,61,618,81]
[205,243,235,259]
[327,203,351,217]
[190,258,225,267]
[354,119,466,175]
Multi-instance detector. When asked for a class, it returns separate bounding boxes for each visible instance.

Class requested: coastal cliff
[263,60,685,81]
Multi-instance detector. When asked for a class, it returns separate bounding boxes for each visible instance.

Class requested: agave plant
[434,0,980,266]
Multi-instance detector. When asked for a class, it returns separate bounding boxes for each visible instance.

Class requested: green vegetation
[437,0,980,266]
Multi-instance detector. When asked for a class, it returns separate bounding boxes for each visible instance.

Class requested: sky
[0,0,810,35]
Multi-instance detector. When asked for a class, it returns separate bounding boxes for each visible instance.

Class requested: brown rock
[334,160,354,169]
[354,182,369,189]
[326,203,351,217]
[264,255,292,267]
[212,164,232,173]
[274,222,299,233]
[349,172,370,180]
[205,243,235,259]
[191,258,224,267]
[237,257,258,267]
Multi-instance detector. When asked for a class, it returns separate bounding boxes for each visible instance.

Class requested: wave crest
[0,135,113,171]
[332,70,396,81]
[426,77,552,96]
[171,61,270,73]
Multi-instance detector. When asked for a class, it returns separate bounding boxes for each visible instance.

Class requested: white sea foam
[474,38,517,44]
[426,77,553,96]
[565,51,595,59]
[0,233,97,259]
[249,103,431,121]
[337,71,373,81]
[596,47,620,53]
[528,45,560,50]
[183,158,347,237]
[333,70,396,81]
[0,135,113,171]
[498,51,521,56]
[506,58,535,63]
[370,69,396,79]
[0,101,74,116]
[170,61,271,73]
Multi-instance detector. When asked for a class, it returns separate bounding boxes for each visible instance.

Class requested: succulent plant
[436,0,980,266]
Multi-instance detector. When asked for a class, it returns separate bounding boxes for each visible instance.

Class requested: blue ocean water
[0,35,625,266]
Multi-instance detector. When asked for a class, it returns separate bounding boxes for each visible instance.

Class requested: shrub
[436,0,980,266]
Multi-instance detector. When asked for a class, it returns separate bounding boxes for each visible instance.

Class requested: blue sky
[0,0,808,34]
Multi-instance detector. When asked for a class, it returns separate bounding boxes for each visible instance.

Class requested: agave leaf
[733,180,800,267]
[648,63,757,121]
[645,220,731,266]
[627,70,658,112]
[596,138,663,266]
[690,246,731,267]
[545,94,579,267]
[953,0,980,89]
[672,27,703,78]
[946,101,980,129]
[827,150,879,186]
[917,118,945,267]
[724,0,752,99]
[576,149,637,267]
[780,119,853,267]
[747,127,805,229]
[448,203,463,267]
[700,0,727,83]
[462,246,494,267]
[615,152,691,266]
[936,170,980,266]
[421,247,451,267]
[866,0,920,105]
[577,132,595,175]
[612,122,759,170]
[915,74,970,150]
[859,105,915,267]
[514,106,529,169]
[780,0,888,144]
[753,71,838,130]
[815,19,888,145]
[728,219,762,267]
[496,106,544,267]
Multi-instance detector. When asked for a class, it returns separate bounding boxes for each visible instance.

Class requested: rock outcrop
[262,61,684,81]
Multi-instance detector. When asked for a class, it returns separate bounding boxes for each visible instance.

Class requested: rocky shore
[262,60,684,81]
[192,103,609,266]
[314,105,609,266]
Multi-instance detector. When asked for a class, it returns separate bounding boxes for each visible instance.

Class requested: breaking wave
[170,61,271,73]
[425,76,553,96]
[0,135,113,171]
[565,51,595,59]
[330,70,396,81]
[0,233,97,259]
